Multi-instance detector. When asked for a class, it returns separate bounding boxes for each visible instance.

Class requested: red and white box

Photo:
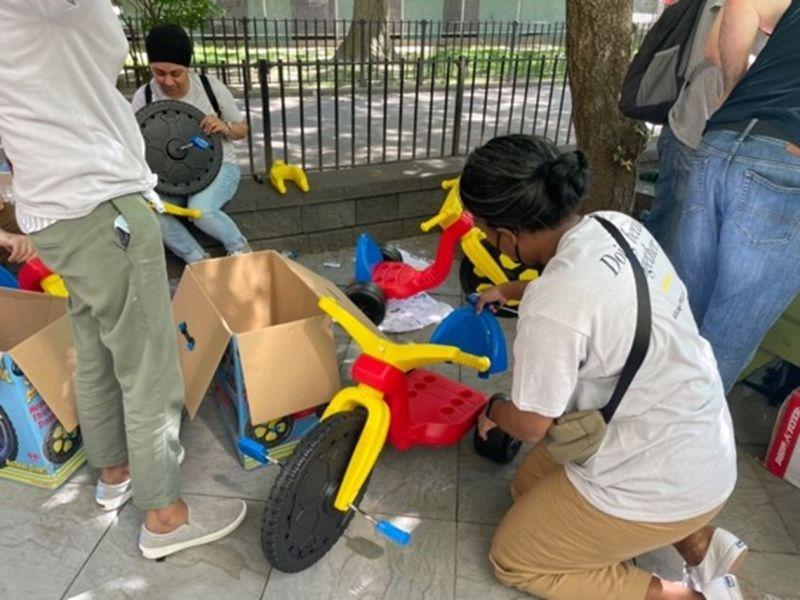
[765,388,800,488]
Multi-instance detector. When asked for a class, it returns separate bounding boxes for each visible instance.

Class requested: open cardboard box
[0,288,83,488]
[171,250,377,467]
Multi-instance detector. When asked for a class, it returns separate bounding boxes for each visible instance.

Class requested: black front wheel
[345,281,387,326]
[262,409,369,573]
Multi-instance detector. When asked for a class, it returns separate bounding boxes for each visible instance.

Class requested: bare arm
[704,7,724,67]
[478,401,553,445]
[718,0,761,95]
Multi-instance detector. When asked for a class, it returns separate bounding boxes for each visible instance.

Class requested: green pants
[31,194,184,510]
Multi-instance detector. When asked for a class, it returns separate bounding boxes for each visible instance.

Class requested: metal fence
[121,19,649,175]
[256,54,571,173]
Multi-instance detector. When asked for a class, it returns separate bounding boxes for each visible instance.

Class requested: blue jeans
[159,162,248,263]
[672,124,800,392]
[646,125,697,258]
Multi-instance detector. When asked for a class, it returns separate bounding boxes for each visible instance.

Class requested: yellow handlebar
[319,296,491,374]
[419,179,464,233]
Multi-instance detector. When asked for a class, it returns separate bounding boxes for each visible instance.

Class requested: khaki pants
[31,195,185,510]
[489,446,723,600]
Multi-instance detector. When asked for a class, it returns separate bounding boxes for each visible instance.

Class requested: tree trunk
[565,0,648,214]
[335,0,394,61]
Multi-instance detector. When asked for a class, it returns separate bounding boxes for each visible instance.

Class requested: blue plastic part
[0,266,19,289]
[354,232,383,284]
[191,135,211,150]
[375,520,412,546]
[430,301,508,378]
[237,436,269,464]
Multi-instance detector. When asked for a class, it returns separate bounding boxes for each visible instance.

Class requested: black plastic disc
[474,394,522,465]
[261,409,368,573]
[345,281,387,325]
[0,407,18,466]
[136,100,223,197]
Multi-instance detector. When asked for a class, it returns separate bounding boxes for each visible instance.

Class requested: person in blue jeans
[131,24,251,263]
[647,0,725,256]
[672,0,800,393]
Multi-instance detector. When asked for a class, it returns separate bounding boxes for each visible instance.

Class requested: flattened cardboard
[0,288,77,431]
[171,267,233,419]
[237,315,339,424]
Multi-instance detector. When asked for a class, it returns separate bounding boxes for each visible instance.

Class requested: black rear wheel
[262,409,369,573]
[345,281,386,325]
[474,394,522,465]
[379,244,403,263]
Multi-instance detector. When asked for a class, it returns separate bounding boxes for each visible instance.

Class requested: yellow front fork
[322,384,391,512]
[460,228,511,286]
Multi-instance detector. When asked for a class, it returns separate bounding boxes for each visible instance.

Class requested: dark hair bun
[541,149,589,212]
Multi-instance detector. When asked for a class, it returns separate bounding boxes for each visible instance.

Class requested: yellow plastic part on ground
[269,160,310,194]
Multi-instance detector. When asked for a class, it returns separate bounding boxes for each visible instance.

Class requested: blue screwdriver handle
[237,436,269,464]
[191,135,211,150]
[375,520,412,546]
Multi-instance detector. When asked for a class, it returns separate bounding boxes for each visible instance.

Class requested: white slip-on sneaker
[138,496,247,560]
[685,528,748,588]
[699,575,744,600]
[95,446,186,511]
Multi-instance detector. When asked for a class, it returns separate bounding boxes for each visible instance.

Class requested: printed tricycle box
[0,288,82,488]
[171,250,377,467]
[765,387,800,489]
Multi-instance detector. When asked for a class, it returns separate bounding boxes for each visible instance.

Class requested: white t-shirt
[0,0,156,231]
[512,212,737,522]
[131,72,243,165]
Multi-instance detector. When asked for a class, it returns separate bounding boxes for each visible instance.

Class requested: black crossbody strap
[593,216,652,423]
[144,81,152,104]
[199,73,222,118]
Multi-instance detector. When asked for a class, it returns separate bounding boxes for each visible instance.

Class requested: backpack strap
[144,81,152,104]
[593,216,653,424]
[199,73,222,118]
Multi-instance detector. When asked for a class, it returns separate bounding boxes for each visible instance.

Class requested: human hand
[0,230,36,263]
[477,410,498,441]
[475,285,508,314]
[787,143,800,157]
[200,114,231,136]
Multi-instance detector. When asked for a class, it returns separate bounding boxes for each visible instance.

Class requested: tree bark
[335,0,394,61]
[565,0,648,214]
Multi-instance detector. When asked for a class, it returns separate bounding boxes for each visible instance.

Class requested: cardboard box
[212,345,321,468]
[0,288,82,488]
[765,388,800,488]
[171,250,377,467]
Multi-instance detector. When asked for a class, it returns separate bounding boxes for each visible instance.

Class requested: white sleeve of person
[511,314,589,418]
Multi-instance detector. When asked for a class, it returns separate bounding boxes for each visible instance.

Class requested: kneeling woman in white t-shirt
[463,135,744,600]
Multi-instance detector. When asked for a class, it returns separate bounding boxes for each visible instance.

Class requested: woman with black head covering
[464,135,743,600]
[131,24,251,263]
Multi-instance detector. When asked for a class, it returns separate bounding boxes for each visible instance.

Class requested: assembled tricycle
[239,295,521,572]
